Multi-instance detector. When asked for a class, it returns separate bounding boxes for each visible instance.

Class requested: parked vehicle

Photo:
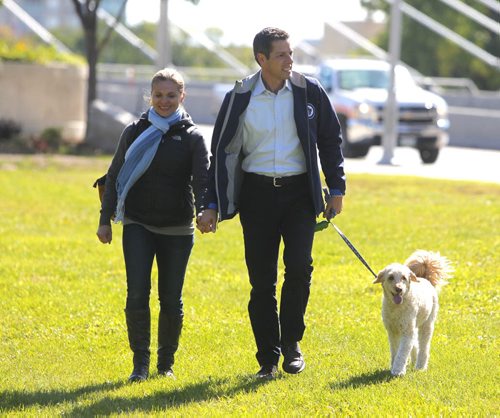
[318,58,450,163]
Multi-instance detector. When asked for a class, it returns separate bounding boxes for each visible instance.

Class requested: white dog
[374,250,453,376]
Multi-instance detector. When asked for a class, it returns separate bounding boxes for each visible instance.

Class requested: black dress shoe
[282,342,305,374]
[256,364,278,379]
[128,366,149,383]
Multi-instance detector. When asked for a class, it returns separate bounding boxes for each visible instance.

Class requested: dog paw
[391,368,406,377]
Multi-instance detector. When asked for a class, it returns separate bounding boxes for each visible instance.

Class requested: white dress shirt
[241,75,306,177]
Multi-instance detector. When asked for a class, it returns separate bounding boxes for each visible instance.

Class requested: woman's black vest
[125,119,197,227]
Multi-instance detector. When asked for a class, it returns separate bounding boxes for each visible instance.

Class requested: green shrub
[32,126,64,153]
[0,118,22,140]
[0,28,83,65]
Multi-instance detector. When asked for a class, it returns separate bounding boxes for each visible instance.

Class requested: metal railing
[383,0,500,68]
[96,63,244,84]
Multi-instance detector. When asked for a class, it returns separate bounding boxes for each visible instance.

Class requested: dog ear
[409,271,419,282]
[373,269,385,284]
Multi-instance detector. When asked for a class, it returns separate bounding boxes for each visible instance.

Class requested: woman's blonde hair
[151,68,185,93]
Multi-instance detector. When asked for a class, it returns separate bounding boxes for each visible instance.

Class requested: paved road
[198,125,500,185]
[342,145,499,184]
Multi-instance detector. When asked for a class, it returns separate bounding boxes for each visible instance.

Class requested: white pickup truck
[318,58,449,163]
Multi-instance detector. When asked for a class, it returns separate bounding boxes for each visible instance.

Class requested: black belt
[245,172,307,188]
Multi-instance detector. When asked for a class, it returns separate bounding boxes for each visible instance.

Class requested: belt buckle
[273,177,282,188]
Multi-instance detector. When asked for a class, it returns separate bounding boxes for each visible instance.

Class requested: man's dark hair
[253,27,289,66]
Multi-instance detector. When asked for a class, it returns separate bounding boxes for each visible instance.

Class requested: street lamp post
[379,0,402,165]
[156,0,171,69]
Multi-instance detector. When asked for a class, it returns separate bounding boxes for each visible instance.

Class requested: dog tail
[404,250,453,290]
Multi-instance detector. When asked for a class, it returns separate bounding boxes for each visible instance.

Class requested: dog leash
[316,220,377,278]
[316,189,377,278]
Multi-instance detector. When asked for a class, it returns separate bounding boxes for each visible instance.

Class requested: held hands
[196,209,218,233]
[96,225,112,244]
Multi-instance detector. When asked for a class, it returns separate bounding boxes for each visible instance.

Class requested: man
[197,27,345,379]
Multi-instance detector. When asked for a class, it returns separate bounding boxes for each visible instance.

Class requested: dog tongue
[393,294,403,304]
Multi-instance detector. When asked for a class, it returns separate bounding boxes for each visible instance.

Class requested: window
[338,70,389,90]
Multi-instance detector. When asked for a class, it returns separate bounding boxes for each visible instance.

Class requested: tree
[360,0,500,90]
[71,0,201,140]
[71,0,128,130]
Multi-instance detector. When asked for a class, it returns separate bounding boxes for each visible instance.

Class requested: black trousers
[239,173,316,366]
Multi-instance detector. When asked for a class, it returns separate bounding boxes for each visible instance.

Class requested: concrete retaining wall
[442,92,500,150]
[0,62,87,141]
[86,99,135,153]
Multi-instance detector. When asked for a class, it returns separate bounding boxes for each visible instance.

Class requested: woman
[96,68,209,382]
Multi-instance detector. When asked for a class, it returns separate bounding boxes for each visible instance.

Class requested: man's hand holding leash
[324,194,343,220]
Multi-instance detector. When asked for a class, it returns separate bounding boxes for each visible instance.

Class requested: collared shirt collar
[253,73,292,96]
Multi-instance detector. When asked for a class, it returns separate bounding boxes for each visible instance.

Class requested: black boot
[125,308,150,382]
[157,312,183,377]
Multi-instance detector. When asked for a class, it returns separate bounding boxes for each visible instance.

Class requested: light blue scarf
[114,107,182,223]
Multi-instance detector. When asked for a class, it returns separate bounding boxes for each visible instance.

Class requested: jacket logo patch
[171,135,182,141]
[307,103,316,119]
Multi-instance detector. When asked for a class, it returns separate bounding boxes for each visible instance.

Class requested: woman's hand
[97,225,112,244]
[196,209,218,233]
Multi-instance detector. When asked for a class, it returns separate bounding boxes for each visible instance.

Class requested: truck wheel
[339,116,370,158]
[419,148,439,164]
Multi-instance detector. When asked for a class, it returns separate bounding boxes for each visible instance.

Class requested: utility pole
[156,0,171,69]
[379,0,402,165]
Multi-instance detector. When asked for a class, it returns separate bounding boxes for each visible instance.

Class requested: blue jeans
[122,223,194,315]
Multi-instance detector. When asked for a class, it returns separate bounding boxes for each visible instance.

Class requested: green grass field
[0,155,498,417]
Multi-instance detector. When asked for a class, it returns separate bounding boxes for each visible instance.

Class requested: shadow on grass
[0,374,272,415]
[330,369,394,390]
[0,380,125,411]
[65,375,272,416]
